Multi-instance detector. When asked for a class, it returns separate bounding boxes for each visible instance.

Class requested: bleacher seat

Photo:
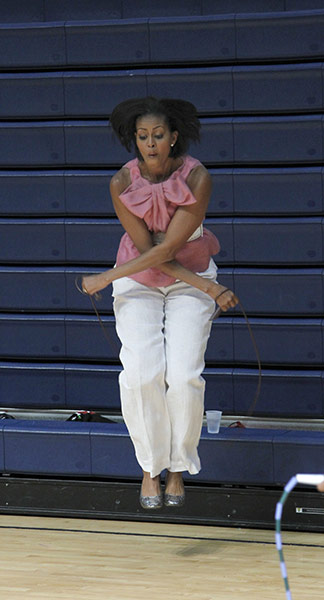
[1,168,322,216]
[0,171,116,216]
[64,121,129,166]
[287,0,324,7]
[233,116,323,164]
[273,431,324,483]
[1,118,322,167]
[0,267,67,311]
[232,217,323,265]
[1,363,323,419]
[0,218,235,265]
[0,315,65,359]
[0,22,66,68]
[149,15,236,63]
[2,64,322,119]
[0,171,66,215]
[3,420,93,476]
[233,63,323,114]
[65,364,122,410]
[65,19,150,66]
[0,0,44,23]
[202,0,286,12]
[1,12,324,70]
[0,219,66,262]
[3,0,324,25]
[233,268,324,316]
[64,70,147,117]
[65,315,120,361]
[233,318,323,365]
[232,167,323,214]
[0,73,64,118]
[198,427,274,484]
[233,368,323,417]
[236,10,324,60]
[0,418,323,485]
[147,67,233,114]
[0,122,65,166]
[44,0,122,21]
[0,362,66,409]
[1,314,323,366]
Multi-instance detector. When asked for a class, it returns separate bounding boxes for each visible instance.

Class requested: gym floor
[0,515,323,599]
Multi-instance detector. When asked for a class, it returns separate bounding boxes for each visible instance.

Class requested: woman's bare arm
[82,167,238,310]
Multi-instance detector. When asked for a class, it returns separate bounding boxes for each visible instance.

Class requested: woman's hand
[82,272,112,296]
[318,480,324,492]
[209,283,239,312]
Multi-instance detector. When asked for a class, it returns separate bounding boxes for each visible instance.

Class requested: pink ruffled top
[116,154,220,287]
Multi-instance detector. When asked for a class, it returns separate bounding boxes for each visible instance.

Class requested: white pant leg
[112,276,171,478]
[163,259,217,475]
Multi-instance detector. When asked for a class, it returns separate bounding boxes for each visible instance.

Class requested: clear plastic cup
[206,410,222,434]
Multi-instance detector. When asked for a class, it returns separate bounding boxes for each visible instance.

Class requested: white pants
[112,259,217,478]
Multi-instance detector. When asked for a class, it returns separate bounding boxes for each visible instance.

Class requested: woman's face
[135,114,178,164]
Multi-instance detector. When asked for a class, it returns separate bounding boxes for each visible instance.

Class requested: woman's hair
[110,96,200,159]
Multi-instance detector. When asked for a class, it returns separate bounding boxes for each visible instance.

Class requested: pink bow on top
[116,156,220,287]
[119,159,198,233]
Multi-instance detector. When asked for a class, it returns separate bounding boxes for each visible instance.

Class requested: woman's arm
[82,166,238,310]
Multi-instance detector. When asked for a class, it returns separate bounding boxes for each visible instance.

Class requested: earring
[171,143,174,147]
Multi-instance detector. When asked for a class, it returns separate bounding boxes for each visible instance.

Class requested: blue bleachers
[0,314,323,366]
[0,2,324,489]
[3,0,324,25]
[1,118,323,167]
[2,64,323,119]
[149,15,236,63]
[0,0,45,23]
[233,368,324,417]
[236,10,324,60]
[0,122,65,166]
[0,419,323,485]
[1,267,322,315]
[44,1,122,22]
[0,22,66,68]
[232,167,324,215]
[66,19,150,66]
[202,0,286,12]
[2,218,323,265]
[1,363,323,418]
[1,168,323,216]
[1,12,324,69]
[273,431,324,483]
[232,318,323,366]
[233,63,323,113]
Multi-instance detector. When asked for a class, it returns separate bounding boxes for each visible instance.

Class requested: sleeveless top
[115,154,220,287]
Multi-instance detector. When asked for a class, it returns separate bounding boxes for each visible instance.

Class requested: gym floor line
[0,523,323,549]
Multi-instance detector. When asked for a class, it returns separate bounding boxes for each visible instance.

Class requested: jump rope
[275,474,324,599]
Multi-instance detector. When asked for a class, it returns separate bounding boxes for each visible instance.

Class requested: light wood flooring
[0,514,323,599]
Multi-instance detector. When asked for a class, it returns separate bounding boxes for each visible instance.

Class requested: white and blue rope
[275,473,324,599]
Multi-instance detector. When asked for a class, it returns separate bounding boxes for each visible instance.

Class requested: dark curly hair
[109,96,200,160]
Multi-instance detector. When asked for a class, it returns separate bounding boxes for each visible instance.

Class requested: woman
[82,97,238,509]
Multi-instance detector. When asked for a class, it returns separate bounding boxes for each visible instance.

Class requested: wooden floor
[0,515,323,599]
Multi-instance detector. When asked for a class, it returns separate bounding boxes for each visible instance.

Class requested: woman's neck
[139,157,182,183]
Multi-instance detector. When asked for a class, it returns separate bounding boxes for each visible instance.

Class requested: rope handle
[74,275,120,352]
[74,274,102,301]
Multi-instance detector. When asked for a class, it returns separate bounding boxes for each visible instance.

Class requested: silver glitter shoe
[139,493,163,510]
[164,491,185,508]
